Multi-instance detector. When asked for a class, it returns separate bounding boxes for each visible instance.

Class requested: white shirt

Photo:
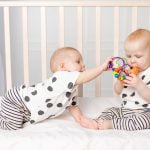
[120,67,150,109]
[19,71,80,123]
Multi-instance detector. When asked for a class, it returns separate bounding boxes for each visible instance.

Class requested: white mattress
[0,97,150,150]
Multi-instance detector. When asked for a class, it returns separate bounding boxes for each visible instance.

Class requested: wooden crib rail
[0,1,150,7]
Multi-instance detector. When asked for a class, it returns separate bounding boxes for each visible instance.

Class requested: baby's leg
[113,109,150,131]
[95,107,121,130]
[0,96,24,130]
[0,87,29,130]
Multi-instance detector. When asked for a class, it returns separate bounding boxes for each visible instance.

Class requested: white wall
[0,1,150,97]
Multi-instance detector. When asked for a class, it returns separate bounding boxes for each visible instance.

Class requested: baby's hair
[126,29,150,46]
[50,47,79,72]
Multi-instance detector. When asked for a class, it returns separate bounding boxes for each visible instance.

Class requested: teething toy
[108,57,139,80]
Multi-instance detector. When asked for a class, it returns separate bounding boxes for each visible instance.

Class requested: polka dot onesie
[20,71,80,124]
[121,67,150,109]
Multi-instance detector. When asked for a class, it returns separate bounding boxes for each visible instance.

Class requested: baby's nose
[130,57,136,64]
[82,65,85,71]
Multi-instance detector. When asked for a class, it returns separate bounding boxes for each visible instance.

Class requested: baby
[0,47,111,130]
[95,29,150,131]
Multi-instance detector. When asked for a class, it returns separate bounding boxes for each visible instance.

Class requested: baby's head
[124,29,150,72]
[50,47,85,73]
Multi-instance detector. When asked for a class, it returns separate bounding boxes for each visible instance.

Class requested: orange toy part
[131,67,139,75]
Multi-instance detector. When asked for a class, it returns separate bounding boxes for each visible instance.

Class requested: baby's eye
[126,55,131,58]
[135,55,142,58]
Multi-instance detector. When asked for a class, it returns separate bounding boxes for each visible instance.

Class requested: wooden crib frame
[0,0,150,96]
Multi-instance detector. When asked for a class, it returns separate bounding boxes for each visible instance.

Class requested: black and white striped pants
[0,87,30,130]
[97,107,150,131]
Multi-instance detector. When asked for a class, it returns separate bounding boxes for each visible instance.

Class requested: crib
[0,1,150,150]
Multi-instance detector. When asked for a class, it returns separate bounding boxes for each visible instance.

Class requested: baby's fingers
[123,79,131,85]
[129,73,136,78]
[124,76,133,81]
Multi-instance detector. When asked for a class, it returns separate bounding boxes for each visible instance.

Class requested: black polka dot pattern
[47,86,53,91]
[47,103,53,108]
[72,96,75,100]
[135,101,139,105]
[68,82,73,89]
[147,81,150,85]
[142,104,148,108]
[22,85,26,89]
[31,85,35,87]
[30,120,35,124]
[141,75,145,80]
[38,110,44,115]
[31,90,37,95]
[123,101,127,105]
[130,92,135,97]
[57,103,63,107]
[71,101,77,106]
[52,77,57,83]
[66,92,71,98]
[122,93,127,98]
[45,99,51,103]
[25,96,30,102]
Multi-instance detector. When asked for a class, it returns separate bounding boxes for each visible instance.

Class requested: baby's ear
[59,63,66,71]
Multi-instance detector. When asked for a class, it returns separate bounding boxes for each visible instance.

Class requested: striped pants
[0,87,30,130]
[96,107,150,131]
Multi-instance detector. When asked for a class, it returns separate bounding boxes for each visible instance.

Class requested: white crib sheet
[0,97,150,150]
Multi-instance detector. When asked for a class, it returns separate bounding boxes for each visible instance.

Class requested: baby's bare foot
[97,119,113,130]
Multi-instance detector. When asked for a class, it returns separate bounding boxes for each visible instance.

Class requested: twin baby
[0,28,150,131]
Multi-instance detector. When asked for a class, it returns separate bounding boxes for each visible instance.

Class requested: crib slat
[77,7,83,96]
[41,7,47,80]
[77,7,83,54]
[114,7,119,56]
[3,7,12,90]
[59,7,64,47]
[132,7,138,31]
[113,7,119,95]
[22,7,29,85]
[95,7,101,96]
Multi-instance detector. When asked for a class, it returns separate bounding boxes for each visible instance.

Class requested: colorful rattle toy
[108,57,139,80]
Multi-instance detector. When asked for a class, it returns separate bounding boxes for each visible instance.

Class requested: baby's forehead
[125,46,150,56]
[54,49,80,60]
[64,50,81,57]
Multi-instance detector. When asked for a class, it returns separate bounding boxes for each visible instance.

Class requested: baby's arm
[114,79,124,95]
[68,106,98,129]
[75,57,112,85]
[68,105,83,123]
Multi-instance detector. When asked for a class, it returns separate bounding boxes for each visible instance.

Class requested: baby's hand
[123,73,142,88]
[79,116,98,129]
[101,57,113,71]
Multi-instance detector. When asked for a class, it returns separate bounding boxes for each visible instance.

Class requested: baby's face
[63,51,85,72]
[125,38,150,72]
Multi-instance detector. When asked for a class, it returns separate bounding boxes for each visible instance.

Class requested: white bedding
[0,97,150,150]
